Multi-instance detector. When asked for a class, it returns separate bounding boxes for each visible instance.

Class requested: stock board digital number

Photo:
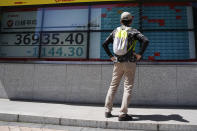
[32,47,84,57]
[44,47,84,57]
[14,33,84,45]
[15,33,40,45]
[41,33,84,45]
[42,33,59,45]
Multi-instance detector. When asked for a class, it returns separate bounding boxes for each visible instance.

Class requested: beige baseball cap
[120,12,132,21]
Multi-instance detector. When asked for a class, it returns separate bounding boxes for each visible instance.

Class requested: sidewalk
[0,99,197,131]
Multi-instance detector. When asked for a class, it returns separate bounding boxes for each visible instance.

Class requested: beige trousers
[105,62,136,115]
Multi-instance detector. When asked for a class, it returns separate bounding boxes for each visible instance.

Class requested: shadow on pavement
[131,114,189,122]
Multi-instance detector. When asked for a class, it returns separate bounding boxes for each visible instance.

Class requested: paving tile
[9,126,21,131]
[31,128,43,131]
[43,124,82,131]
[42,129,66,131]
[0,126,9,131]
[19,127,32,131]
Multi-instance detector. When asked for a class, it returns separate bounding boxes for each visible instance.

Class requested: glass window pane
[90,3,139,30]
[1,8,42,32]
[90,7,101,30]
[0,8,42,58]
[100,32,113,60]
[142,3,193,29]
[40,32,87,58]
[40,6,89,59]
[43,6,89,31]
[141,31,192,60]
[89,32,101,59]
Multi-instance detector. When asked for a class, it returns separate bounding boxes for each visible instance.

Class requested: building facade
[0,0,197,106]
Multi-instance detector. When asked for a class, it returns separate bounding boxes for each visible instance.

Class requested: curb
[0,113,196,131]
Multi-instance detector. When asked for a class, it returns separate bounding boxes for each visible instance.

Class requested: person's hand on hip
[111,56,116,62]
[134,53,142,61]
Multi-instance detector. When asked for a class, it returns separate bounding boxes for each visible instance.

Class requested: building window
[0,8,42,58]
[0,2,196,61]
[41,6,89,59]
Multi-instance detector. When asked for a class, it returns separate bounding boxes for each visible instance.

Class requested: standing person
[103,12,149,121]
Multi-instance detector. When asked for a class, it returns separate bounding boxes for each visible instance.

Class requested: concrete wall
[0,63,197,106]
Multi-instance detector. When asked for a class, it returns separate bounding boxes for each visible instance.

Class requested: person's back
[103,12,149,121]
[113,26,131,56]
